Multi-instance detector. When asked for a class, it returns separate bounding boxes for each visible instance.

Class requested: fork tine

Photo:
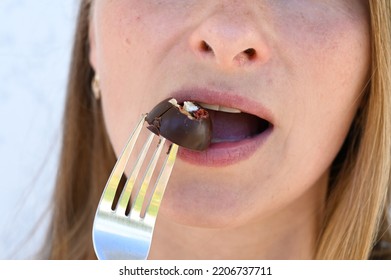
[129,137,166,218]
[145,143,178,222]
[98,115,145,212]
[115,132,155,214]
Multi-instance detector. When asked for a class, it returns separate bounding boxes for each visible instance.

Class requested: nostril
[200,41,214,53]
[244,48,256,60]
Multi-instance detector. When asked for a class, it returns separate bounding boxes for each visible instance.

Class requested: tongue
[208,111,268,143]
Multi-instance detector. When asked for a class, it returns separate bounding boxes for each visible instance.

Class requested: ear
[89,9,98,72]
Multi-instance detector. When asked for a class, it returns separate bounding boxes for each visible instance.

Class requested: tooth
[198,102,242,113]
[218,106,242,113]
[198,102,219,111]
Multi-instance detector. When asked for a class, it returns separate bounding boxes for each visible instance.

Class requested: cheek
[92,3,155,156]
[94,3,143,77]
[273,4,370,187]
[275,1,370,74]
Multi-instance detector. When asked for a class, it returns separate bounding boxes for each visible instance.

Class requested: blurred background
[0,0,78,259]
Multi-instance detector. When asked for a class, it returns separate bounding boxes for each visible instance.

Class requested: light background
[0,0,78,259]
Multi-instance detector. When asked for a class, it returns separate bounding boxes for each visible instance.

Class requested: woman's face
[89,0,370,227]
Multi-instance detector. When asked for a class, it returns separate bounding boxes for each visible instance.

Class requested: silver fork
[92,115,178,260]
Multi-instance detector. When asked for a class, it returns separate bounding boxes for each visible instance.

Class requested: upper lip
[169,87,275,125]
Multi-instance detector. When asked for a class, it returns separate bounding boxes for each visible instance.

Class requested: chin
[158,179,253,229]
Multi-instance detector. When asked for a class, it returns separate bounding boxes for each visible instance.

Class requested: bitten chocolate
[145,98,212,151]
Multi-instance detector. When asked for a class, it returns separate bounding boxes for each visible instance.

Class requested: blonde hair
[48,0,391,259]
[48,0,116,259]
[315,0,391,259]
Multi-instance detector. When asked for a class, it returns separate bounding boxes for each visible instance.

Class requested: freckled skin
[89,0,370,259]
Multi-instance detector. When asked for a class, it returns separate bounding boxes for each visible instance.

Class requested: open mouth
[198,102,271,144]
[170,91,274,166]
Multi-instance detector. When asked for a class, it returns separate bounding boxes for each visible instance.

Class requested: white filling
[168,98,242,116]
[168,98,180,107]
[168,98,197,119]
[183,101,199,112]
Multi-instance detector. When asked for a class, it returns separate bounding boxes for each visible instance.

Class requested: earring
[92,75,101,100]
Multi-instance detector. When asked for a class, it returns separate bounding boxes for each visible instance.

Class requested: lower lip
[176,127,273,167]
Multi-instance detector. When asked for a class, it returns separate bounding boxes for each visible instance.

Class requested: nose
[189,7,270,69]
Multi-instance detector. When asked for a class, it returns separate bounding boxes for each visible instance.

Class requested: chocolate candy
[145,98,212,151]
